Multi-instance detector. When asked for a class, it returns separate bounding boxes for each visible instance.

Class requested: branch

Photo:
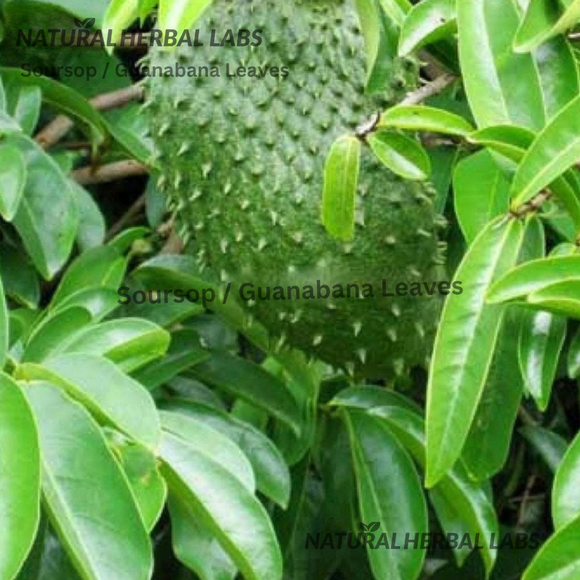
[72,160,148,185]
[401,73,456,105]
[510,191,552,219]
[35,85,144,149]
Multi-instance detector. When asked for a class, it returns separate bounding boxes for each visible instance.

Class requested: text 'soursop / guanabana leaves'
[146,0,446,378]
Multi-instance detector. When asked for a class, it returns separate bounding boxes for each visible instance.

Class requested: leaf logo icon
[360,523,369,531]
[74,17,95,29]
[368,522,380,532]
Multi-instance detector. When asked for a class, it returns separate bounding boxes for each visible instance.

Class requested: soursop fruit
[146,0,446,378]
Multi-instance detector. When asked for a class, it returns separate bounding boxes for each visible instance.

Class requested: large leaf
[520,425,568,473]
[344,409,427,580]
[160,432,283,580]
[321,135,360,241]
[191,351,301,436]
[0,277,7,368]
[523,515,580,580]
[22,353,160,448]
[426,216,525,486]
[458,0,579,130]
[0,373,41,580]
[398,0,456,56]
[515,0,580,53]
[25,382,153,580]
[512,94,580,205]
[381,105,473,137]
[487,256,580,304]
[163,400,290,508]
[453,150,511,244]
[158,0,214,35]
[552,431,580,530]
[369,405,498,575]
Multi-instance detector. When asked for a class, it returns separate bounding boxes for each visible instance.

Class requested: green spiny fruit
[146,0,446,378]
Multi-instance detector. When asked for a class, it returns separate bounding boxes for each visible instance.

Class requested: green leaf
[50,246,126,308]
[519,310,566,411]
[163,400,290,508]
[453,150,511,244]
[520,425,568,473]
[62,318,170,372]
[370,405,498,576]
[515,0,580,53]
[22,353,160,448]
[553,431,580,530]
[51,288,121,322]
[526,280,580,319]
[160,410,255,492]
[115,443,167,532]
[461,309,525,481]
[368,130,430,180]
[25,382,153,580]
[102,0,138,47]
[458,0,579,130]
[73,183,106,252]
[378,0,411,26]
[321,135,361,241]
[398,0,456,55]
[487,256,580,304]
[23,307,93,363]
[330,384,423,414]
[160,432,283,580]
[168,494,237,580]
[569,327,580,378]
[1,68,107,145]
[158,0,214,36]
[4,84,41,135]
[344,409,427,580]
[381,105,472,136]
[523,515,580,580]
[9,135,79,280]
[0,142,26,221]
[426,216,525,486]
[512,94,580,206]
[0,243,40,308]
[0,372,41,580]
[354,0,399,92]
[191,351,302,436]
[0,277,7,368]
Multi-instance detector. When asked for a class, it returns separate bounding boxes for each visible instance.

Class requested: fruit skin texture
[146,0,446,378]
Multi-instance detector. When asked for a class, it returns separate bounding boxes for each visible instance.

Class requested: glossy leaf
[569,327,580,378]
[515,0,580,53]
[23,353,160,448]
[519,310,566,411]
[0,243,40,308]
[527,280,580,319]
[191,351,301,436]
[25,382,153,580]
[0,372,40,580]
[158,0,214,37]
[487,256,580,304]
[163,400,290,508]
[160,410,255,492]
[523,515,580,580]
[520,426,568,473]
[0,277,7,369]
[116,443,166,532]
[160,432,283,580]
[0,142,26,221]
[512,94,580,205]
[426,216,525,486]
[552,431,580,530]
[345,409,427,580]
[453,150,511,244]
[398,0,456,55]
[102,0,138,47]
[62,318,170,372]
[381,105,473,137]
[321,135,361,241]
[458,0,579,130]
[368,130,430,180]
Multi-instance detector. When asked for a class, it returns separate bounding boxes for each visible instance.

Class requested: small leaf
[0,142,26,221]
[158,0,214,37]
[426,216,525,486]
[381,105,472,136]
[102,0,139,52]
[368,522,381,532]
[552,431,580,530]
[487,256,580,304]
[83,17,96,28]
[0,276,7,368]
[0,372,41,580]
[398,0,456,55]
[160,432,283,580]
[520,425,568,473]
[25,382,153,580]
[368,130,430,180]
[321,135,361,242]
[569,327,580,378]
[527,280,580,319]
[453,150,511,244]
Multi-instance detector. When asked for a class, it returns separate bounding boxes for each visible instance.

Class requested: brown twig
[401,73,456,105]
[35,85,144,149]
[105,194,146,240]
[510,191,553,219]
[72,160,148,185]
